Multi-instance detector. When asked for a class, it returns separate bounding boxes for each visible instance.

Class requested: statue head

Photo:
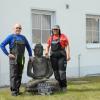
[33,43,43,57]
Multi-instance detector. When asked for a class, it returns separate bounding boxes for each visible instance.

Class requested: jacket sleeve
[24,37,32,56]
[0,35,11,56]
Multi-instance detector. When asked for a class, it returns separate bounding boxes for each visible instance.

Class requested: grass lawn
[0,76,100,100]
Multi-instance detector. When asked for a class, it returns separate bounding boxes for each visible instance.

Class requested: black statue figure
[26,44,59,95]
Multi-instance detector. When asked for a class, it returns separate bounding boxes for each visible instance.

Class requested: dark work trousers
[9,58,24,92]
[50,51,67,88]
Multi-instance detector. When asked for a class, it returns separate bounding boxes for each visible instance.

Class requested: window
[31,9,55,44]
[86,15,100,44]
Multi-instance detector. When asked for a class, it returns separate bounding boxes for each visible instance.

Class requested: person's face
[52,29,59,34]
[13,24,22,34]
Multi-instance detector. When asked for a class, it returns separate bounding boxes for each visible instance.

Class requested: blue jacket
[0,34,32,56]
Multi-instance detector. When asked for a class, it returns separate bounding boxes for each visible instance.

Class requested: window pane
[92,31,99,43]
[42,15,51,29]
[86,17,99,43]
[31,10,54,44]
[32,29,41,43]
[42,30,51,43]
[86,30,92,43]
[32,14,41,29]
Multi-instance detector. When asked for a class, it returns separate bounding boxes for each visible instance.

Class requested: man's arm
[24,37,32,57]
[0,35,11,56]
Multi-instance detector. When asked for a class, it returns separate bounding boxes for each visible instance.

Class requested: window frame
[31,9,56,44]
[86,14,100,49]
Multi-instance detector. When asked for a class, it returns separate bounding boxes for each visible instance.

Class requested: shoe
[17,92,22,95]
[61,87,67,92]
[11,91,19,96]
[11,91,20,96]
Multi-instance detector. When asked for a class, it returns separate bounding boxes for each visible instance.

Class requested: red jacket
[47,33,69,48]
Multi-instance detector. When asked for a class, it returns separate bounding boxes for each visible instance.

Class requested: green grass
[0,76,100,100]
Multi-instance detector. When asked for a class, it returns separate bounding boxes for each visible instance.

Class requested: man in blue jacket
[0,23,33,96]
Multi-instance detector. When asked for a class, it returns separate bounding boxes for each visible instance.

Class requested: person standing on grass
[0,23,33,96]
[45,25,70,92]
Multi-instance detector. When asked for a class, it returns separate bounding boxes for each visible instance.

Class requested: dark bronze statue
[26,44,59,95]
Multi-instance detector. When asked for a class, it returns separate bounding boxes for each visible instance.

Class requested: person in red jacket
[45,25,70,92]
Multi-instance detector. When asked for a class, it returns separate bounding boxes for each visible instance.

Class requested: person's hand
[45,52,49,58]
[67,56,71,61]
[45,52,48,56]
[8,54,15,59]
[29,56,33,62]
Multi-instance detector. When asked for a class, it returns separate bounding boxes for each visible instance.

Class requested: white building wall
[67,0,100,77]
[0,0,100,86]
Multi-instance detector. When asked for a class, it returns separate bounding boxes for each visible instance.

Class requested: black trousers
[50,51,67,88]
[9,58,24,92]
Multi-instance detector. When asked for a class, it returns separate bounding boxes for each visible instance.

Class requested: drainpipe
[78,54,81,77]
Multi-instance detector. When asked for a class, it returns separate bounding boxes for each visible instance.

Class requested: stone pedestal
[26,79,60,94]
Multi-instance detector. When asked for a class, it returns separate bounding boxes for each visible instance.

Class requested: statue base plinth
[25,79,60,95]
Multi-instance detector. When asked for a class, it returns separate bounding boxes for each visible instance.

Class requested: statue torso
[32,56,49,78]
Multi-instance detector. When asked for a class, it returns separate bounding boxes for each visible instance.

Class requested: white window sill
[86,43,100,49]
